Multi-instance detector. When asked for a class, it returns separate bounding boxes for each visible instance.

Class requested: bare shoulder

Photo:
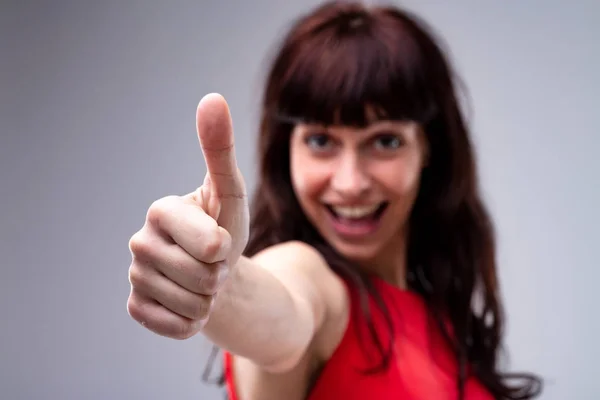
[229,241,350,399]
[250,241,346,307]
[251,240,332,274]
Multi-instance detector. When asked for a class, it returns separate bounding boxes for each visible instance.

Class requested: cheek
[290,152,330,202]
[373,158,423,197]
[292,163,330,199]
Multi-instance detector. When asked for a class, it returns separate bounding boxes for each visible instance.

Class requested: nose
[331,152,371,198]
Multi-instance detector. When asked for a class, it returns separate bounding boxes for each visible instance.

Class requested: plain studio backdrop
[1,0,598,399]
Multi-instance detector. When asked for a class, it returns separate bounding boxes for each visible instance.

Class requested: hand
[127,93,249,339]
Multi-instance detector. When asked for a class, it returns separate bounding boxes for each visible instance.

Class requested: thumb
[196,93,247,234]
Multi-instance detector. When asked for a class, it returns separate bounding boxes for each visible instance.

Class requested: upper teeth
[332,204,380,218]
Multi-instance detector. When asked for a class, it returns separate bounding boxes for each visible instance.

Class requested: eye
[372,133,403,151]
[304,133,334,152]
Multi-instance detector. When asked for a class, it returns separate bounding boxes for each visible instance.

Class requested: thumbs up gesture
[194,93,249,264]
[127,94,249,339]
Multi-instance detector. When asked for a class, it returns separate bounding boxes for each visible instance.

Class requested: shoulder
[250,241,345,305]
[251,241,350,361]
[225,242,351,399]
[252,241,329,270]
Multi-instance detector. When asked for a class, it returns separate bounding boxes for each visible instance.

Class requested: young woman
[127,1,543,399]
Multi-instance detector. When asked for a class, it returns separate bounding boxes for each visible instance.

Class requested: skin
[126,94,428,399]
[290,118,428,286]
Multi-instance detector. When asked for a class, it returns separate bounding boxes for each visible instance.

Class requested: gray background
[1,0,598,399]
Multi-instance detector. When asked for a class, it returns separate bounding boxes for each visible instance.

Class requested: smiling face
[290,118,428,275]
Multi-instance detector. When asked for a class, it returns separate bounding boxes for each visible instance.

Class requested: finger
[127,290,206,340]
[198,175,221,220]
[146,196,232,263]
[157,256,228,298]
[131,228,228,295]
[196,93,246,202]
[129,263,214,321]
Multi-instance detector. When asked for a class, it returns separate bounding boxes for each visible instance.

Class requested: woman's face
[290,118,428,268]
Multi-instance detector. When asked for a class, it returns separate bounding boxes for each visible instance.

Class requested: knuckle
[126,294,145,323]
[146,201,164,227]
[128,264,147,288]
[128,231,150,257]
[202,232,223,261]
[146,195,178,227]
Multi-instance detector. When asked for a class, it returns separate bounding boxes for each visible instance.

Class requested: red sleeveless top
[224,278,493,399]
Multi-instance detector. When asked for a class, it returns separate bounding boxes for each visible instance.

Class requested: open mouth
[325,202,389,224]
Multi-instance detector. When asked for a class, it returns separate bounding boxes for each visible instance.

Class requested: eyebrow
[294,120,417,138]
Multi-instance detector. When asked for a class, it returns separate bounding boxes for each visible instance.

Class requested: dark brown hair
[207,1,543,399]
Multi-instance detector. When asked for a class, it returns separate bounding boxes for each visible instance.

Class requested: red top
[224,278,493,400]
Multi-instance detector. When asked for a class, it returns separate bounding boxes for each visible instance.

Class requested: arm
[203,241,347,373]
[127,94,347,390]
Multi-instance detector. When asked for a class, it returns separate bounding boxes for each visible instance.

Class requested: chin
[329,239,383,265]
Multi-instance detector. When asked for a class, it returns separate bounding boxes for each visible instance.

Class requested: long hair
[207,2,543,399]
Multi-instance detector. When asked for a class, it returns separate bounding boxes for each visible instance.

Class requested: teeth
[332,204,380,219]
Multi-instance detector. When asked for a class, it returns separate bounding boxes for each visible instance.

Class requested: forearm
[201,255,316,371]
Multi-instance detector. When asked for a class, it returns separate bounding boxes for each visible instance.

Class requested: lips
[326,202,388,221]
[323,202,388,237]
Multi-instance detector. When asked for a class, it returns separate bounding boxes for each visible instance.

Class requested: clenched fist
[127,93,249,339]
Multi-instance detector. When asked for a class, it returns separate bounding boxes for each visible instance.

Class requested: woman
[127,1,543,399]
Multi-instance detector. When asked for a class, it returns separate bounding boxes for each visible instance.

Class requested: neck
[362,231,408,289]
